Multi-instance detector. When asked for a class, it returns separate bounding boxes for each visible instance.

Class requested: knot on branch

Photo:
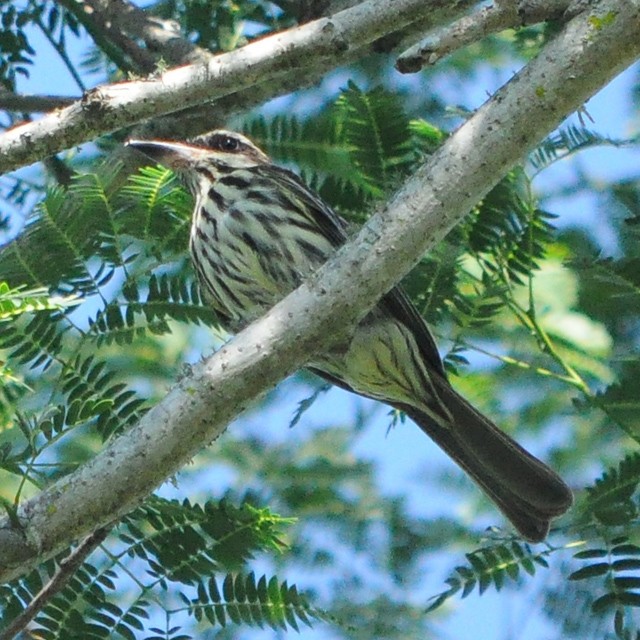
[81,87,113,120]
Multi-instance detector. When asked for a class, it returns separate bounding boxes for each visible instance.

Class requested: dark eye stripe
[208,133,241,152]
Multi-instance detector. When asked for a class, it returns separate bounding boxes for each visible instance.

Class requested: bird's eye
[220,136,239,151]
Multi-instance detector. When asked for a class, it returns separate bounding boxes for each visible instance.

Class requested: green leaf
[569,563,610,580]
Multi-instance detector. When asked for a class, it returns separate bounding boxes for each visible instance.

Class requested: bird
[126,130,573,542]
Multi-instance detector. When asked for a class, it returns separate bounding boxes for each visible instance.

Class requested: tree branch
[0,0,473,175]
[396,0,571,72]
[0,0,637,584]
[0,89,75,187]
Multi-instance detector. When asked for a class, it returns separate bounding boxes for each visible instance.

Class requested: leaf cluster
[570,537,640,640]
[154,0,292,52]
[0,496,317,638]
[0,1,83,93]
[0,3,36,91]
[0,164,214,484]
[426,540,553,614]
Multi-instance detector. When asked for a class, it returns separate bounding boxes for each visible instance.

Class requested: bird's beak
[126,139,205,170]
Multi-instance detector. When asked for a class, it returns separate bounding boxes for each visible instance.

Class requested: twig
[456,338,595,387]
[76,0,211,65]
[0,92,77,113]
[0,526,110,640]
[396,0,571,73]
[31,5,86,92]
[56,0,156,73]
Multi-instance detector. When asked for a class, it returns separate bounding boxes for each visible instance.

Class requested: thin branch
[31,4,86,92]
[0,92,77,113]
[0,0,473,175]
[456,338,594,388]
[75,0,211,65]
[0,0,637,584]
[55,0,156,73]
[396,0,571,73]
[0,527,110,640]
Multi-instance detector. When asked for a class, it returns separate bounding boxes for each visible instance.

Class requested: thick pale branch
[0,0,637,583]
[397,0,571,72]
[0,0,472,175]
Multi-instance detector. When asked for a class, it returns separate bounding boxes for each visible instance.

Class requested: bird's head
[126,130,270,191]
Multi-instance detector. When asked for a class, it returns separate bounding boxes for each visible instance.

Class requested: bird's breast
[189,171,336,330]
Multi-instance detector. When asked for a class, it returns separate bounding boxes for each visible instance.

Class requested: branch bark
[396,0,571,72]
[0,0,637,584]
[0,0,473,175]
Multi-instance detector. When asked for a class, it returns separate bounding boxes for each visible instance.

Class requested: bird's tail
[401,379,573,542]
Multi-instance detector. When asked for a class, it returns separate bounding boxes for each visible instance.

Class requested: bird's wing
[266,165,447,378]
[263,165,351,246]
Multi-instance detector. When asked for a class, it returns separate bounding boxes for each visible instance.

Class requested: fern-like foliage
[425,540,555,613]
[0,281,77,419]
[332,81,415,195]
[585,453,640,526]
[245,82,421,217]
[182,572,328,631]
[0,164,227,599]
[87,273,214,349]
[120,496,291,578]
[0,497,307,638]
[564,456,640,638]
[530,124,629,174]
[570,536,640,639]
[0,163,210,428]
[555,251,640,437]
[153,0,289,52]
[464,168,557,286]
[592,366,640,441]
